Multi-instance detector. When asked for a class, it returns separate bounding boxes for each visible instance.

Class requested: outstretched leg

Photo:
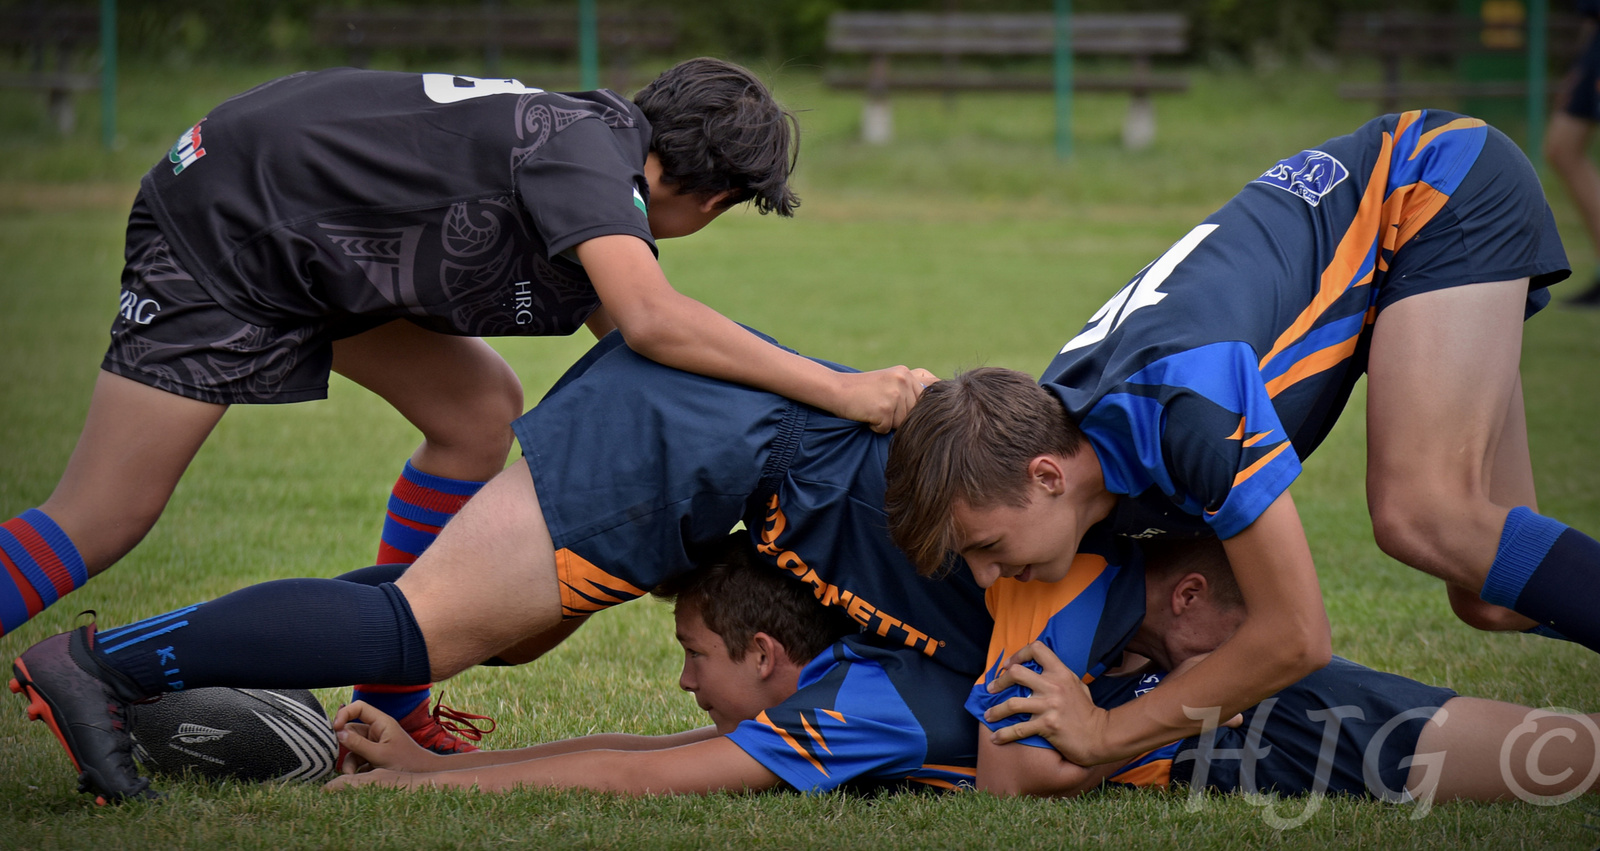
[1407,697,1600,803]
[1,372,225,637]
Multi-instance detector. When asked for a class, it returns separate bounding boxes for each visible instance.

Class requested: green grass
[3,62,1600,849]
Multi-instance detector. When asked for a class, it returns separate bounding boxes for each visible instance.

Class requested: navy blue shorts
[511,332,992,676]
[1377,123,1566,317]
[1170,657,1457,799]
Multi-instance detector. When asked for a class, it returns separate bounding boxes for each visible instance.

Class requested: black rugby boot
[10,625,158,804]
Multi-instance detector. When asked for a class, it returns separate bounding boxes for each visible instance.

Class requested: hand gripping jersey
[964,526,1145,749]
[969,545,1455,796]
[726,635,978,793]
[512,331,993,676]
[141,69,655,336]
[1043,111,1569,540]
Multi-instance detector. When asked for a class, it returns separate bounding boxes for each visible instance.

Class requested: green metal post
[1527,0,1547,168]
[1053,0,1072,159]
[579,0,599,90]
[100,0,116,149]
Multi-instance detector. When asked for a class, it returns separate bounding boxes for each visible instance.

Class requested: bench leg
[863,53,892,144]
[48,89,76,136]
[863,98,892,145]
[1122,92,1155,151]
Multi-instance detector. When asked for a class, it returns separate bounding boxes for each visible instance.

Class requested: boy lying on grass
[326,534,978,795]
[975,538,1600,806]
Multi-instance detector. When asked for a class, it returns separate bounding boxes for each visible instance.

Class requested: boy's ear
[750,632,784,679]
[1171,573,1208,616]
[698,189,737,213]
[1027,454,1067,496]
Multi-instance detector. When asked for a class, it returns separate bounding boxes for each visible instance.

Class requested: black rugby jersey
[141,69,655,336]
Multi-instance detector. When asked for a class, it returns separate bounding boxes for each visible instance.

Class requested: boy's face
[949,489,1084,588]
[643,152,736,239]
[674,601,774,734]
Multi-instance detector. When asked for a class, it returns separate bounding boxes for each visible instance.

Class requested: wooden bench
[312,7,677,91]
[825,12,1189,149]
[1336,11,1579,112]
[0,5,101,134]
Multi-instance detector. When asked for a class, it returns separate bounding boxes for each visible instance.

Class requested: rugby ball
[128,687,338,783]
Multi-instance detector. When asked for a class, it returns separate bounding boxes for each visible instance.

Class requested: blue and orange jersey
[966,527,1145,747]
[1042,110,1567,540]
[726,635,978,794]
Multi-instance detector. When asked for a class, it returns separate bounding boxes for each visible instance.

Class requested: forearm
[343,737,778,796]
[1095,616,1323,762]
[615,292,845,409]
[409,727,720,771]
[978,740,1128,798]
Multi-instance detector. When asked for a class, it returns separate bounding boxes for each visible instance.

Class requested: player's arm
[574,234,932,432]
[975,735,1130,798]
[584,304,617,339]
[332,701,719,774]
[987,492,1330,765]
[327,735,780,795]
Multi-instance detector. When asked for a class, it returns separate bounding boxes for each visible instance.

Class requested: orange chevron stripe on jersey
[981,554,1110,683]
[554,548,647,617]
[757,710,829,776]
[799,713,833,754]
[1230,441,1293,490]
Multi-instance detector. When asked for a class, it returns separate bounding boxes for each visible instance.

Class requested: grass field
[2,60,1599,849]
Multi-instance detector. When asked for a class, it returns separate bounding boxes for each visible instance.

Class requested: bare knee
[415,360,524,474]
[1368,483,1499,588]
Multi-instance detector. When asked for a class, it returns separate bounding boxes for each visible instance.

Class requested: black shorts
[1564,23,1600,122]
[101,193,382,405]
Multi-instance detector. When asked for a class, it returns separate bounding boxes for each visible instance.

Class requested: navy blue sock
[333,563,434,719]
[1523,624,1572,642]
[92,578,432,697]
[335,563,410,586]
[1481,507,1600,653]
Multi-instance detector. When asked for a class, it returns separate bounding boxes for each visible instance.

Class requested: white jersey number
[1060,223,1219,354]
[422,74,545,104]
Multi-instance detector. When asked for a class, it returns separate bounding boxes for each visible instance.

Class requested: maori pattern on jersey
[317,223,427,315]
[511,98,553,172]
[548,89,637,128]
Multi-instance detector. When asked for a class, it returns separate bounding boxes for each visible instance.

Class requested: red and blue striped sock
[376,460,487,566]
[365,461,486,719]
[0,509,88,638]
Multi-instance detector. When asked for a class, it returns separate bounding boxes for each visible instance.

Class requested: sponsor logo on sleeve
[1252,149,1348,207]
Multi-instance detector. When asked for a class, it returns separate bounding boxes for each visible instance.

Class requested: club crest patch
[1253,149,1348,207]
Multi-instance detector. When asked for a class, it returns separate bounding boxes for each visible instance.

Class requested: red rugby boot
[400,698,497,754]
